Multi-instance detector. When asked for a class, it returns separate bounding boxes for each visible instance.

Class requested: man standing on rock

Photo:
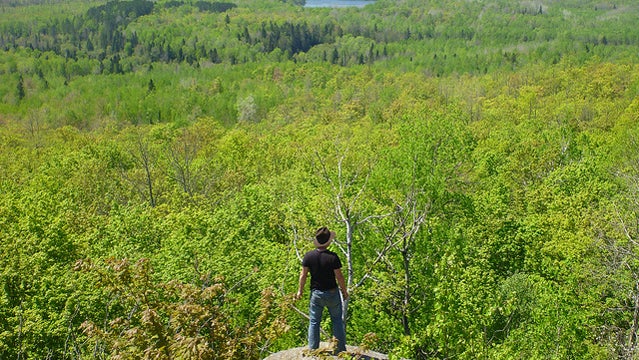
[296,226,349,355]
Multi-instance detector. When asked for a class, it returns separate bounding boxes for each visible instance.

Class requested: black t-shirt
[302,249,342,291]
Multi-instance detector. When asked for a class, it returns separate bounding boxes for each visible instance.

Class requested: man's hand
[334,268,349,301]
[295,290,303,301]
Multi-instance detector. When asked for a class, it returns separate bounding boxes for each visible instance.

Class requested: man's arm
[334,268,349,300]
[296,266,309,300]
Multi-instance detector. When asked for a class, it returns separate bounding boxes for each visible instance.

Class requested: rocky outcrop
[262,343,390,360]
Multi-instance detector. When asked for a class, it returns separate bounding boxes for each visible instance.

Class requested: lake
[304,0,376,8]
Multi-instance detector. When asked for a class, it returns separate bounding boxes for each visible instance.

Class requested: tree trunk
[629,281,639,354]
[402,247,411,336]
[345,215,354,289]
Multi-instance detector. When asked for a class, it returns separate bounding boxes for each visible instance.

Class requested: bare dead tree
[313,147,381,292]
[372,133,463,336]
[25,109,44,147]
[388,188,432,336]
[305,118,467,337]
[167,129,200,196]
[119,131,158,207]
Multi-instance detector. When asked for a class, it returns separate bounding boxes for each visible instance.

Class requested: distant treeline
[163,0,237,12]
[86,0,154,25]
[2,0,638,77]
[0,0,239,71]
[0,0,388,72]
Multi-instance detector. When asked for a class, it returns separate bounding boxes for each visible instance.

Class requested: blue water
[304,0,375,8]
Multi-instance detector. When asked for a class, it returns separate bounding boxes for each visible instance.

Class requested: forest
[1,0,639,358]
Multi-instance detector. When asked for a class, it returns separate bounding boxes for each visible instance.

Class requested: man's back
[302,249,342,291]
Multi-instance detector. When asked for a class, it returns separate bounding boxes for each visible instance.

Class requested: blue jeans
[308,288,346,353]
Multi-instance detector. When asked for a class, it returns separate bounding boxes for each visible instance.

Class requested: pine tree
[16,74,25,101]
[147,79,155,94]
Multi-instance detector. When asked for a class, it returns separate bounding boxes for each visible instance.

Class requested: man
[296,226,349,354]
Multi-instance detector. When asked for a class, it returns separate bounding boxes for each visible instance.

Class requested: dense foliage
[2,0,639,358]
